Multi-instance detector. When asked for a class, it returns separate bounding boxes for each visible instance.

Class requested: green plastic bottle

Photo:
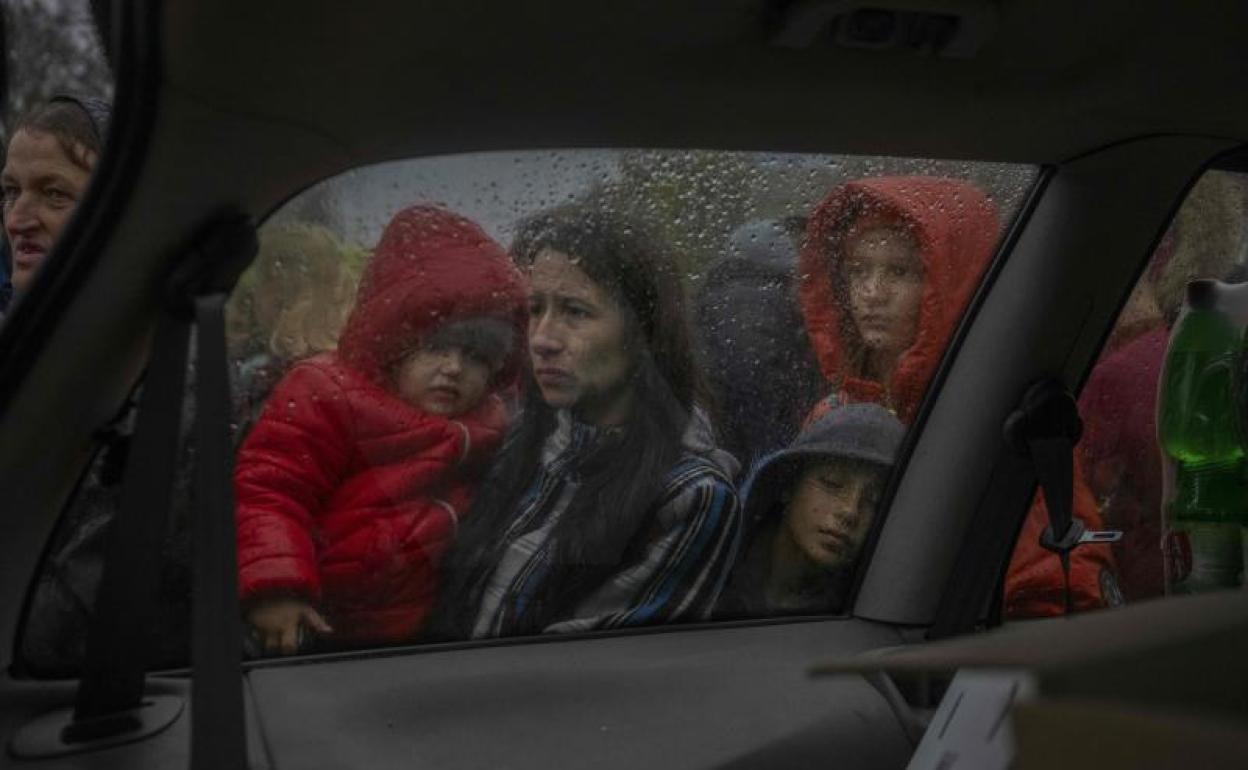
[1158,279,1248,594]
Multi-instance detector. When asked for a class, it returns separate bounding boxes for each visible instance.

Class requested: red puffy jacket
[1077,325,1169,601]
[799,177,1119,618]
[235,205,527,644]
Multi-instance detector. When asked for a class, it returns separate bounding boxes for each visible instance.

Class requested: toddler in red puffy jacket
[234,205,528,655]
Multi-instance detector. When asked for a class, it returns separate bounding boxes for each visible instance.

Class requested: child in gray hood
[718,403,905,617]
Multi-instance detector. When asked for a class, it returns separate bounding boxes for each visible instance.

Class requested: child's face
[394,344,493,417]
[782,458,886,570]
[838,226,924,360]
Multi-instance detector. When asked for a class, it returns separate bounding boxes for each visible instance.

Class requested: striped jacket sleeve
[543,458,742,634]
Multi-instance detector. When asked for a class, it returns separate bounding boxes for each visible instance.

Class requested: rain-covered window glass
[1071,170,1248,611]
[18,150,1038,672]
[229,151,1037,656]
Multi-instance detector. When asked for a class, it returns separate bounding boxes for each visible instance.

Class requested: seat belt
[1004,379,1122,614]
[56,215,256,768]
[70,301,191,730]
[177,216,257,770]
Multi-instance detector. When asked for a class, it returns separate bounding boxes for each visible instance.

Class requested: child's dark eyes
[888,262,921,280]
[418,343,494,370]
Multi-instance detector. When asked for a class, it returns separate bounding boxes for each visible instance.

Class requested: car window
[1068,169,1248,612]
[18,149,1038,671]
[1,0,113,311]
[2,1,119,678]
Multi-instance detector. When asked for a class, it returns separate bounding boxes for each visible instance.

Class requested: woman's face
[783,458,885,570]
[2,129,94,294]
[839,226,924,361]
[527,248,635,426]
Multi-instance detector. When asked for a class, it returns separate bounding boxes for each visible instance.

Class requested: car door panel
[246,619,911,770]
[1,675,282,769]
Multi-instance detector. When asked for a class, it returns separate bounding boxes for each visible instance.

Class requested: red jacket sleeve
[1004,467,1120,618]
[235,361,355,604]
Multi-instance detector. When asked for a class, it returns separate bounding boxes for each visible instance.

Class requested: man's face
[783,458,887,570]
[839,227,924,360]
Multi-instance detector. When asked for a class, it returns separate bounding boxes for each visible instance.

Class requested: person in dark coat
[695,218,824,470]
[718,403,905,617]
[12,98,169,676]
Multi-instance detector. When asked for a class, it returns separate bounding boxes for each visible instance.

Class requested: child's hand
[246,598,333,655]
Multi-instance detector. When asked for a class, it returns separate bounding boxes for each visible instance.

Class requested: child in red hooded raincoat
[798,176,1121,617]
[235,205,527,653]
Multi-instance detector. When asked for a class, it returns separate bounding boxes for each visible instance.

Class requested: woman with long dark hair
[436,205,741,638]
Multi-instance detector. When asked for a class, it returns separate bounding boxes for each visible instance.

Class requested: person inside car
[234,204,528,655]
[1,95,110,302]
[798,175,1121,617]
[718,403,904,617]
[434,204,742,639]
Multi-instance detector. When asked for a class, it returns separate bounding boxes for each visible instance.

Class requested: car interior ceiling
[2,0,1247,653]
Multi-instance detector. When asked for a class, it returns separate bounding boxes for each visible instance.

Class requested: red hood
[799,176,1001,422]
[338,205,528,386]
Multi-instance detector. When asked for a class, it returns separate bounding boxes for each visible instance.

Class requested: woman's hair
[435,204,705,636]
[226,221,362,361]
[11,97,109,172]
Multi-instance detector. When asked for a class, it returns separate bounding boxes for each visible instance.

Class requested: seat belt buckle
[1040,519,1123,555]
[1039,518,1085,555]
[1078,528,1123,544]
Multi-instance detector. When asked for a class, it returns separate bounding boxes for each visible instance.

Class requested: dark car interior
[2,1,1247,767]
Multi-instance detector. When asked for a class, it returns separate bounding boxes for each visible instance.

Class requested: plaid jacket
[472,411,742,637]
